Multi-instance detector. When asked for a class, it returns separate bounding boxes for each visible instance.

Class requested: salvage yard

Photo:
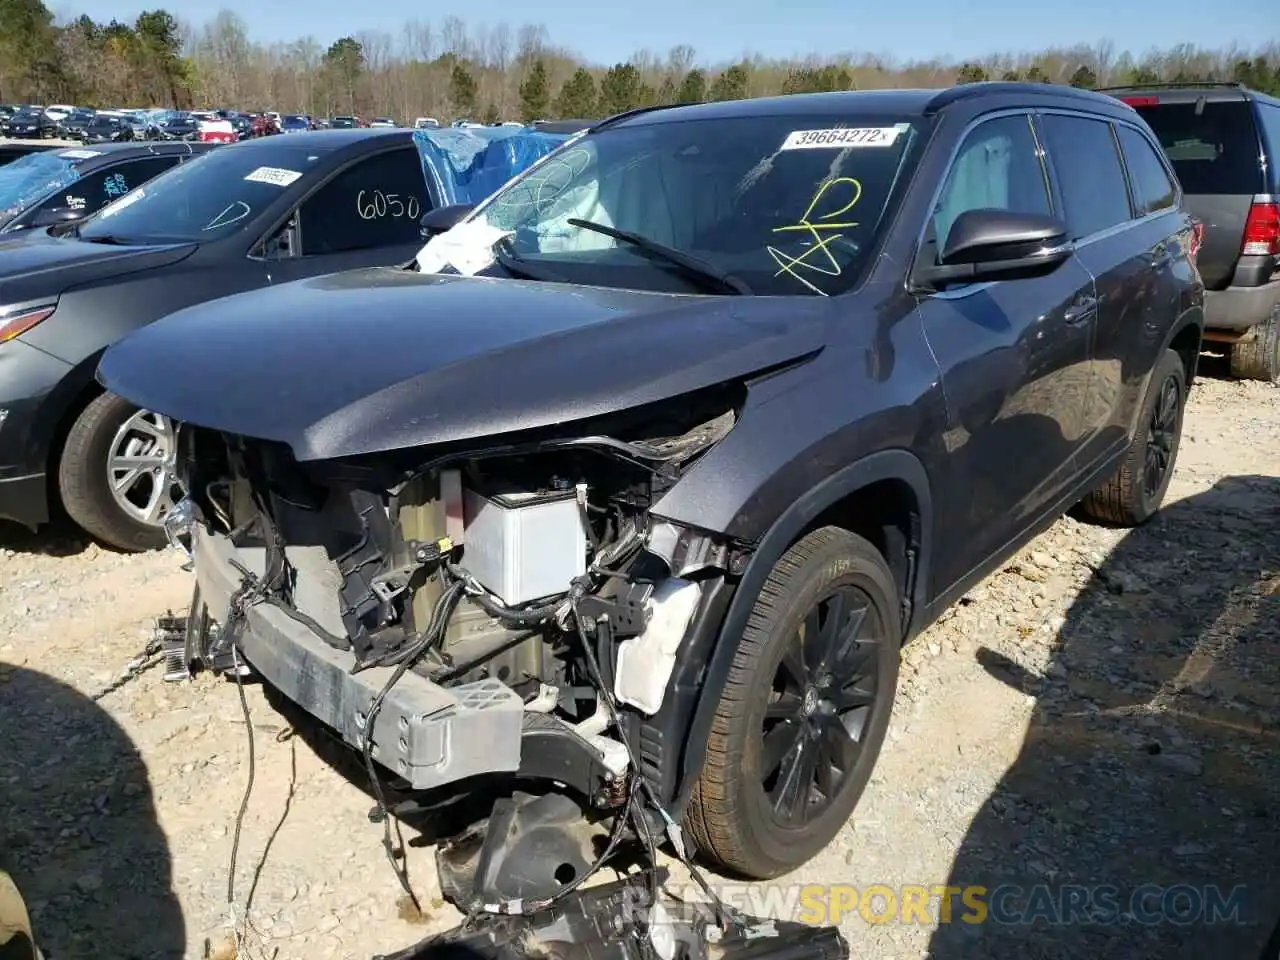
[2,371,1279,960]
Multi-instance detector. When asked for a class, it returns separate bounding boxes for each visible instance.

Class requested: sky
[55,0,1275,66]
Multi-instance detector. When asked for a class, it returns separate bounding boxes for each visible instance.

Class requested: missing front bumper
[192,526,526,790]
[378,871,851,960]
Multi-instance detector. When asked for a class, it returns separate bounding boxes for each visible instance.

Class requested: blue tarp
[0,152,81,226]
[412,126,573,207]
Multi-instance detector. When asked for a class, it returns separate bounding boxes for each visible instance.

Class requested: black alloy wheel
[1078,348,1186,527]
[760,585,882,826]
[685,526,901,879]
[1143,373,1180,499]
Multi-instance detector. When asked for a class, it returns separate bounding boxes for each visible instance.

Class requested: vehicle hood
[98,268,829,461]
[0,233,198,304]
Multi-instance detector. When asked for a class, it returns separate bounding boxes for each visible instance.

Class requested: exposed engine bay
[160,384,850,960]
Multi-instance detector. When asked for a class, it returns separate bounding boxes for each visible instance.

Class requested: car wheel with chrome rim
[58,391,181,551]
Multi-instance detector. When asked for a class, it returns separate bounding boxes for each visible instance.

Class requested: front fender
[667,448,934,817]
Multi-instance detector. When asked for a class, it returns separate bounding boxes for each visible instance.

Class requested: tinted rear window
[1132,100,1263,195]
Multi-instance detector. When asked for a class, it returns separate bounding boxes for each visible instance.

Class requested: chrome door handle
[1064,296,1098,324]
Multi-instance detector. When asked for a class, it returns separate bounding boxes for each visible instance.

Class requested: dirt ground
[1,370,1277,960]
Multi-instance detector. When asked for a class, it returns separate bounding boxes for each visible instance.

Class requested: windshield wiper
[493,235,572,284]
[78,234,136,246]
[565,218,752,295]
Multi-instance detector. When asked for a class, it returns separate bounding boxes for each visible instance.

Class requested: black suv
[100,84,1203,886]
[1103,82,1280,380]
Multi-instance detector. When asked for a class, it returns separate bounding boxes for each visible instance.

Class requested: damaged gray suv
[97,83,1203,893]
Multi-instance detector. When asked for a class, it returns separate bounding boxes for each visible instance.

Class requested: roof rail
[924,80,1109,115]
[589,102,692,132]
[1096,81,1243,91]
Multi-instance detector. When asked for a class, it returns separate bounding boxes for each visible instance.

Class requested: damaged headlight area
[165,386,769,916]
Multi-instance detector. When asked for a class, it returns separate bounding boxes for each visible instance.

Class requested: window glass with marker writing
[34,156,178,220]
[78,144,326,243]
[930,114,1051,257]
[1038,115,1132,239]
[1116,125,1177,217]
[470,114,923,296]
[297,147,427,256]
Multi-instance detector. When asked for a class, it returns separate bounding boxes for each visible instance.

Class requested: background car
[1,108,57,139]
[0,126,569,550]
[153,111,200,141]
[79,112,135,144]
[195,116,237,143]
[55,107,96,139]
[42,103,76,123]
[0,141,210,234]
[279,113,312,133]
[371,116,397,127]
[1104,81,1280,382]
[414,116,440,128]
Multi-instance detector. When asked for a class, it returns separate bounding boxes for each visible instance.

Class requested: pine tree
[676,68,706,103]
[709,63,748,101]
[554,67,597,119]
[1069,65,1098,89]
[518,59,549,122]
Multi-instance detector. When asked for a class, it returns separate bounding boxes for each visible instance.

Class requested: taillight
[1120,95,1159,106]
[1189,220,1204,260]
[1241,200,1280,257]
[0,304,56,344]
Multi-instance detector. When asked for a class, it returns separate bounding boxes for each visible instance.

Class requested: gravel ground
[1,372,1277,960]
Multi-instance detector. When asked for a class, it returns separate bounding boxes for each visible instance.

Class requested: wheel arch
[1165,306,1205,388]
[670,448,934,815]
[43,351,107,486]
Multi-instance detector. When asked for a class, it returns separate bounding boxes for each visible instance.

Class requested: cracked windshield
[476,116,919,295]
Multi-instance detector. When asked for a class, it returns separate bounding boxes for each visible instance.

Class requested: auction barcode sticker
[779,126,905,150]
[243,166,303,186]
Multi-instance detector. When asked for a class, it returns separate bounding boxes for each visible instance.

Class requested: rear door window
[1131,100,1264,195]
[35,156,179,219]
[297,147,428,255]
[1038,114,1133,239]
[1115,124,1178,216]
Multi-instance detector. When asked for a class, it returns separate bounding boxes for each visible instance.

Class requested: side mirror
[420,203,475,237]
[28,206,83,229]
[915,209,1071,291]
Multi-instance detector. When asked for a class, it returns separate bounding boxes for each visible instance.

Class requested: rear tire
[1079,348,1186,527]
[1228,307,1280,383]
[684,526,901,879]
[58,392,178,552]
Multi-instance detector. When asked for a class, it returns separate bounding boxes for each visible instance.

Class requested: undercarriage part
[154,612,191,682]
[435,791,601,908]
[517,713,628,808]
[377,872,851,960]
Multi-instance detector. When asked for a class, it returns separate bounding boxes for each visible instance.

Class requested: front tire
[684,526,901,879]
[58,392,180,551]
[1079,348,1186,526]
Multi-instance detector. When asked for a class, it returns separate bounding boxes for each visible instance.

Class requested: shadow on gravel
[0,517,94,558]
[0,665,184,957]
[928,474,1280,960]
